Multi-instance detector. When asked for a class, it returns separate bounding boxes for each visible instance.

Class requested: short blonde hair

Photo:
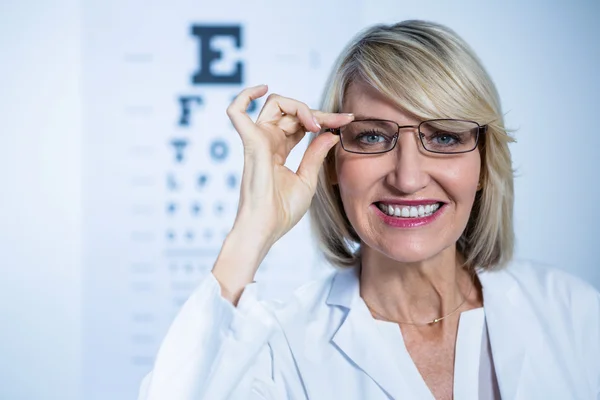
[309,20,515,271]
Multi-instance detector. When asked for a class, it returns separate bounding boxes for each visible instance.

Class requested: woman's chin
[367,241,451,265]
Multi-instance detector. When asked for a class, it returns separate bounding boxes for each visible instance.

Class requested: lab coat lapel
[479,268,532,399]
[327,268,416,399]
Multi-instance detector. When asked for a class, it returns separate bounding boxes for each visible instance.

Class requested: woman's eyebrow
[351,113,379,120]
[350,116,401,128]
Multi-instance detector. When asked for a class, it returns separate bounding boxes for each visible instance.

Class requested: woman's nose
[385,132,430,194]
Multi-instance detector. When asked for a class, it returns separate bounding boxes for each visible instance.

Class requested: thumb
[296,132,340,192]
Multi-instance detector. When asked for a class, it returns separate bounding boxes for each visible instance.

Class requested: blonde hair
[309,20,515,270]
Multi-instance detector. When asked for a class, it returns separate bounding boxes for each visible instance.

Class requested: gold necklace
[364,275,475,326]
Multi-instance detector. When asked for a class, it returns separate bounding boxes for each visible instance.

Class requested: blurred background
[0,0,598,399]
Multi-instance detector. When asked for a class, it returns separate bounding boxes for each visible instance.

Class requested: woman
[139,20,599,399]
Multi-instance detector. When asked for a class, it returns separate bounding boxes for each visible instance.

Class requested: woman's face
[334,81,481,264]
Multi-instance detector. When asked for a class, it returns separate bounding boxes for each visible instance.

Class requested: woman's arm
[137,271,283,399]
[139,85,353,399]
[212,85,351,305]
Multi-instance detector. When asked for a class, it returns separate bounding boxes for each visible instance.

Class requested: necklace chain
[364,274,475,326]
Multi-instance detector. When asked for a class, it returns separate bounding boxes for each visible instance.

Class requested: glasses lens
[419,120,479,153]
[339,120,398,153]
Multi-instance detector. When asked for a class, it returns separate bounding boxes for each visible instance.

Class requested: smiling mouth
[375,202,444,218]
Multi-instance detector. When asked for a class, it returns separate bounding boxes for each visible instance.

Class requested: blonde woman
[139,21,600,399]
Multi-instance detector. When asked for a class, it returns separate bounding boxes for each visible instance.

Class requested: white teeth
[378,202,441,218]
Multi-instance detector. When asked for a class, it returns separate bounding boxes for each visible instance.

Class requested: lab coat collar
[325,265,534,400]
[326,266,359,309]
[478,267,536,400]
[327,266,418,398]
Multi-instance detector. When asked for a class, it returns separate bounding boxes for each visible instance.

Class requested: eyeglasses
[326,119,487,155]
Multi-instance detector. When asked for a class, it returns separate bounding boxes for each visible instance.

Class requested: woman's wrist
[223,223,273,266]
[211,224,274,305]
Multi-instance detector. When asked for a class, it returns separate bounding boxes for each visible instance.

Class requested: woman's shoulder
[489,260,600,390]
[269,260,600,316]
[263,266,357,322]
[490,259,600,306]
[481,259,600,341]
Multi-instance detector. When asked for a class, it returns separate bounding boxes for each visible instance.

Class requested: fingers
[285,130,307,155]
[278,115,313,156]
[257,94,321,133]
[227,86,353,161]
[296,132,340,191]
[227,84,269,138]
[277,114,303,135]
[313,110,354,129]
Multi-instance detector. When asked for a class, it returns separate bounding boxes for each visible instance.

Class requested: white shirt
[372,307,500,399]
[139,261,600,399]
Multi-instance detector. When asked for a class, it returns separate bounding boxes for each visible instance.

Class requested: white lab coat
[138,260,600,399]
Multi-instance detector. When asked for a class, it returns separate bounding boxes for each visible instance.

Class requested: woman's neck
[359,245,481,325]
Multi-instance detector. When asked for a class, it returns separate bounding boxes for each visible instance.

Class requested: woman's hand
[228,84,353,247]
[212,85,353,303]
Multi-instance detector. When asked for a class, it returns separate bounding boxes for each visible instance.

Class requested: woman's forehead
[343,81,421,125]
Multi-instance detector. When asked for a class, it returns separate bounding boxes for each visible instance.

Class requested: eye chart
[82,1,360,398]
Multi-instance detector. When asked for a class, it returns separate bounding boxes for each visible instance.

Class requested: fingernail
[313,117,322,130]
[345,113,354,117]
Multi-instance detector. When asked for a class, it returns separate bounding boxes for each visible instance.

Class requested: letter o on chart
[210,140,229,162]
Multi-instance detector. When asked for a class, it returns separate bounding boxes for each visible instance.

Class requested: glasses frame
[326,118,488,155]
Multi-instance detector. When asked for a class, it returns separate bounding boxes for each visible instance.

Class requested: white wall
[0,1,82,399]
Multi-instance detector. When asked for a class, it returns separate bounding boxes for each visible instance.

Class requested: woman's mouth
[375,201,443,218]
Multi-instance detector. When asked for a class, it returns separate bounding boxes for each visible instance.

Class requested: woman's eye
[431,132,460,146]
[357,132,387,144]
